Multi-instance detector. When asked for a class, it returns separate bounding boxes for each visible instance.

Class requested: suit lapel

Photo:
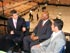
[16,17,19,29]
[42,20,50,28]
[41,20,50,32]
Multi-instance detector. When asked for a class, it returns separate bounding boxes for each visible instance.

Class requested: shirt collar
[54,30,62,35]
[43,19,49,22]
[52,30,62,37]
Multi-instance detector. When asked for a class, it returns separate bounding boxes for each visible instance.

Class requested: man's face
[12,13,18,19]
[41,12,49,20]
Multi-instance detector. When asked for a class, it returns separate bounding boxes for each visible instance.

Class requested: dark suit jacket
[33,19,52,41]
[7,17,26,39]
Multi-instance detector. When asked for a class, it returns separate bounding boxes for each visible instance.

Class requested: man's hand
[10,30,14,35]
[22,27,26,32]
[31,34,38,41]
[32,44,40,48]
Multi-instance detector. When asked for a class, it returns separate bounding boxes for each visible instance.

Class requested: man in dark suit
[23,11,52,53]
[7,10,26,49]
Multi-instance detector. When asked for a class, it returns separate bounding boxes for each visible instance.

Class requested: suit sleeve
[40,38,50,46]
[38,24,52,41]
[22,18,26,27]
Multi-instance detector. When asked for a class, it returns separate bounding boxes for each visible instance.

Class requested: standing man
[23,11,52,53]
[7,10,26,49]
[31,18,66,53]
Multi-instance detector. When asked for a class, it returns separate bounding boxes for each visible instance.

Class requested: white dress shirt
[13,19,17,29]
[42,19,48,26]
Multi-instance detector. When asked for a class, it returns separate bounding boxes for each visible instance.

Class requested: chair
[60,46,66,53]
[25,21,30,35]
[26,21,30,30]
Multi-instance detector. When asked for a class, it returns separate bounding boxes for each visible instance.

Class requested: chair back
[26,21,30,29]
[60,46,66,53]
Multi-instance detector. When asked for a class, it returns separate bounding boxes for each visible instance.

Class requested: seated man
[7,10,26,49]
[31,18,66,53]
[23,11,52,53]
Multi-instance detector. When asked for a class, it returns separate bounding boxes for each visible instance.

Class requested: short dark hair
[53,18,64,30]
[10,10,17,15]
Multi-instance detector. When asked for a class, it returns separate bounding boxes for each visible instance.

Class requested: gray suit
[31,31,66,53]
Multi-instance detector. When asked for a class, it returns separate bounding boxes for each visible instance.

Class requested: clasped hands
[30,33,38,41]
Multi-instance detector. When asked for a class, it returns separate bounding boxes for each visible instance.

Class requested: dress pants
[23,36,40,53]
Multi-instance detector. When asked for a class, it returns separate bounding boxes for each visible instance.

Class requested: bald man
[23,11,52,53]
